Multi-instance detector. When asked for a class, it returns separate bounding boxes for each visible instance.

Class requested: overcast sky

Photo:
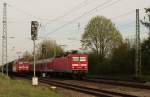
[0,0,150,62]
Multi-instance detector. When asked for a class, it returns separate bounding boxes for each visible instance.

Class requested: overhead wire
[110,9,135,20]
[84,0,122,17]
[46,0,95,23]
[3,0,100,39]
[6,0,97,24]
[0,1,149,56]
[3,0,133,27]
[3,0,139,41]
[7,3,44,21]
[45,0,122,37]
[2,0,146,39]
[3,7,140,24]
[1,1,148,27]
[116,21,135,28]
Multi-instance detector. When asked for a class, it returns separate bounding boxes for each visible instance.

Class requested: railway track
[84,77,150,90]
[39,78,138,97]
[12,74,139,97]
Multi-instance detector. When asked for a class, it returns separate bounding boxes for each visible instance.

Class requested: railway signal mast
[31,21,39,85]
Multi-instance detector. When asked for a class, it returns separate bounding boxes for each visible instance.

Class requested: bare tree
[37,39,64,59]
[22,51,33,61]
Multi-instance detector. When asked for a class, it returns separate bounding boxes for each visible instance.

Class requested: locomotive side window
[72,57,79,61]
[80,57,86,61]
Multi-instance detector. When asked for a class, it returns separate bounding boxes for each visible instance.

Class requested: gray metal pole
[53,40,56,58]
[6,31,8,77]
[6,3,8,76]
[33,39,36,77]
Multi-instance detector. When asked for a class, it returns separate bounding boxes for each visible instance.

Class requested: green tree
[81,16,122,58]
[111,42,135,74]
[141,8,150,37]
[37,40,64,59]
[141,38,150,74]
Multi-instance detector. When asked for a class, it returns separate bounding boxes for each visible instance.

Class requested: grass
[0,74,62,97]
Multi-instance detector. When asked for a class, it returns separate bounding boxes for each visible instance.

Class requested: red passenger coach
[33,58,54,72]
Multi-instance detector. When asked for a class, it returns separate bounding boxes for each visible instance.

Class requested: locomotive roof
[68,53,88,56]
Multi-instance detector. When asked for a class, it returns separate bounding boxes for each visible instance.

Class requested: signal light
[31,21,38,40]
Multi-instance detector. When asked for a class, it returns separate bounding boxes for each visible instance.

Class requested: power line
[110,7,150,20]
[7,3,44,21]
[3,6,147,24]
[3,0,141,41]
[46,0,93,22]
[116,21,135,28]
[6,0,97,24]
[3,0,129,27]
[86,0,122,16]
[110,9,135,20]
[45,0,122,37]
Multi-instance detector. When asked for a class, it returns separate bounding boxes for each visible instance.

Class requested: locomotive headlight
[72,64,78,66]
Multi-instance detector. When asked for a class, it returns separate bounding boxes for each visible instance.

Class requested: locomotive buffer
[31,21,39,86]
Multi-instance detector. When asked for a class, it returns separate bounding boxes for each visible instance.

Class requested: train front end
[70,54,88,76]
[16,61,30,73]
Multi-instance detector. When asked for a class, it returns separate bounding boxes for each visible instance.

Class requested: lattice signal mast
[135,9,141,77]
[2,3,8,76]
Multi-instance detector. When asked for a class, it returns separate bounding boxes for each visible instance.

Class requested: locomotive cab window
[80,57,86,61]
[72,57,79,61]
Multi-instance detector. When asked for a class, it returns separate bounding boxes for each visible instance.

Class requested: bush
[88,43,135,75]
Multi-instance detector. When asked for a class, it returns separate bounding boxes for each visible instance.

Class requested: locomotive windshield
[72,57,79,61]
[79,57,86,61]
[72,57,86,61]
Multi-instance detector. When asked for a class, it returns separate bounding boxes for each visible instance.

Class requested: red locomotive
[5,53,88,78]
[5,59,30,73]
